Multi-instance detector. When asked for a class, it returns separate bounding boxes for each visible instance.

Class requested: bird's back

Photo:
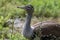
[33,21,60,37]
[41,23,60,37]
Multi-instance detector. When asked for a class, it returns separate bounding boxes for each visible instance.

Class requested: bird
[17,5,60,40]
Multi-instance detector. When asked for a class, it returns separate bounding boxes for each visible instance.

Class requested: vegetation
[0,0,60,40]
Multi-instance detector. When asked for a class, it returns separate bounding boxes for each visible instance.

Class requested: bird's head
[17,5,34,14]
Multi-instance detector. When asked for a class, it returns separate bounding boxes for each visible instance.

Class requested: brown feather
[33,21,60,37]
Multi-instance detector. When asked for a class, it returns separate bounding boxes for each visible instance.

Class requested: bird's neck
[24,13,32,28]
[22,13,33,38]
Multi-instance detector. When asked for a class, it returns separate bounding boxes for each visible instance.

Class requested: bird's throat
[22,13,33,38]
[24,13,32,28]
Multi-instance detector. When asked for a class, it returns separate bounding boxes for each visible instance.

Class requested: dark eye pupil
[26,7,30,9]
[28,7,30,8]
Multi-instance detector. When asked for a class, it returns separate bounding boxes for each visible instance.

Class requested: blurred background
[0,0,60,40]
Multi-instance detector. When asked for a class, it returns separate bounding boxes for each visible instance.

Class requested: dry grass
[31,17,60,26]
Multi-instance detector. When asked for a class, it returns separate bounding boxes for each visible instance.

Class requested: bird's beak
[17,6,25,9]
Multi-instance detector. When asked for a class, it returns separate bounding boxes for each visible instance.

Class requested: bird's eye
[26,7,31,10]
[27,6,31,8]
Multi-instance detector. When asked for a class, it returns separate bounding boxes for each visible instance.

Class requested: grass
[0,17,60,40]
[0,0,60,40]
[0,27,27,40]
